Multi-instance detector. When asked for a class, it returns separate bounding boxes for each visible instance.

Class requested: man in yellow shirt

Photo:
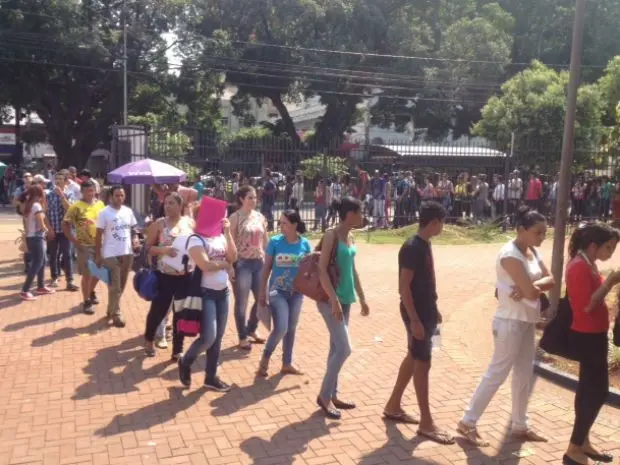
[63,181,105,314]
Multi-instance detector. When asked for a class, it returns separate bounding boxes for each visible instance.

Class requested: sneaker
[35,287,56,295]
[90,292,99,305]
[20,292,37,301]
[204,377,231,393]
[171,352,183,361]
[178,359,191,387]
[50,279,59,288]
[82,300,95,315]
[155,338,168,349]
[112,315,126,328]
[66,283,79,292]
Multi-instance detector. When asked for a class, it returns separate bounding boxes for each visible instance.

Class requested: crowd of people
[6,162,620,465]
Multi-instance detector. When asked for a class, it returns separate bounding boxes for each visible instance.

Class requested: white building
[219,87,279,132]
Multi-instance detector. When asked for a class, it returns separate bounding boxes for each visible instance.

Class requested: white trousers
[373,199,386,225]
[462,317,536,432]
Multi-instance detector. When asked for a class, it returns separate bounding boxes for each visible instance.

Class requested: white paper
[160,235,191,272]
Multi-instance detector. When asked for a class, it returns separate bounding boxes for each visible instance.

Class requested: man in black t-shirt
[384,201,455,444]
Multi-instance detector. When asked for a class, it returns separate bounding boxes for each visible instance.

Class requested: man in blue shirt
[46,170,78,291]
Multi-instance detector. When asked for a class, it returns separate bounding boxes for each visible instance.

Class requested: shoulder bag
[539,295,579,361]
[293,230,340,302]
[174,234,207,337]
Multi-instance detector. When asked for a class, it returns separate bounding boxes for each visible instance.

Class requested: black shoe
[585,452,613,463]
[332,398,356,410]
[316,397,341,420]
[178,359,191,387]
[112,316,126,328]
[90,292,99,305]
[82,300,95,315]
[204,377,231,392]
[66,283,79,292]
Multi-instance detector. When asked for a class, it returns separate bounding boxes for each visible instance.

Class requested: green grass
[361,223,516,245]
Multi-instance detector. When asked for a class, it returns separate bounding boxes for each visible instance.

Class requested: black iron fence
[108,125,620,229]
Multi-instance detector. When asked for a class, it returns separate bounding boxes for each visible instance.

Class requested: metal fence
[109,125,620,229]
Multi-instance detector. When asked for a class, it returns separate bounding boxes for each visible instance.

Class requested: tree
[473,61,605,166]
[300,154,348,179]
[0,0,189,168]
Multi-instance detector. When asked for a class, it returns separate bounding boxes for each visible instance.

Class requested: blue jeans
[317,300,352,401]
[48,232,73,282]
[263,290,303,366]
[23,236,46,292]
[182,288,229,382]
[233,259,262,340]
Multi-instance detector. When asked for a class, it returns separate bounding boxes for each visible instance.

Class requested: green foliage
[473,61,605,166]
[300,155,348,179]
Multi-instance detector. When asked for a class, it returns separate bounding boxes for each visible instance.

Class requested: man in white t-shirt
[95,186,137,328]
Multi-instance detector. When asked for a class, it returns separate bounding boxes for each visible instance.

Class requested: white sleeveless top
[495,241,543,323]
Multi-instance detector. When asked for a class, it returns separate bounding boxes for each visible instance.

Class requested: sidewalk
[0,214,617,465]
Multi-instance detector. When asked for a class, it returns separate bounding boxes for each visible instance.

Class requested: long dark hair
[23,185,46,215]
[281,209,307,234]
[568,222,620,258]
[515,205,546,230]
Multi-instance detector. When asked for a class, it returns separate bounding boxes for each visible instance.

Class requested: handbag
[133,246,159,301]
[539,295,579,361]
[293,230,340,302]
[613,313,619,347]
[174,235,206,337]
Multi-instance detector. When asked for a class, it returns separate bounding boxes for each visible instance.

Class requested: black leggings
[145,272,190,351]
[570,331,609,446]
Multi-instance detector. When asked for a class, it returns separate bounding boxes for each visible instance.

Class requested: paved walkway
[0,209,617,465]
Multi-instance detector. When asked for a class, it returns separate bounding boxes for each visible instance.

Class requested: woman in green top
[316,196,370,419]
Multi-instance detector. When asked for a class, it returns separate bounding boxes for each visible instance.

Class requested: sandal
[417,428,455,445]
[512,429,548,443]
[383,411,420,425]
[316,397,341,420]
[249,332,265,344]
[281,365,304,376]
[457,421,489,447]
[332,398,356,410]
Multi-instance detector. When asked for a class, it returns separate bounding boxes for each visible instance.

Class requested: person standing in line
[63,181,105,314]
[143,192,195,357]
[261,169,277,232]
[193,174,205,201]
[525,172,543,211]
[562,224,620,465]
[46,170,78,291]
[384,173,392,228]
[257,210,311,377]
[314,179,327,232]
[370,170,386,228]
[289,172,304,212]
[178,218,237,392]
[229,186,268,350]
[493,175,505,219]
[384,202,454,444]
[95,186,137,328]
[508,170,523,223]
[326,175,342,227]
[316,197,370,419]
[600,176,612,220]
[19,185,56,301]
[79,169,101,197]
[458,206,553,447]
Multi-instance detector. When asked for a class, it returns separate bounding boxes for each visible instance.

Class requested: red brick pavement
[0,213,617,465]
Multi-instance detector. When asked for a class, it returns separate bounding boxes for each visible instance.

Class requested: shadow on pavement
[94,386,203,437]
[240,412,336,465]
[4,304,83,332]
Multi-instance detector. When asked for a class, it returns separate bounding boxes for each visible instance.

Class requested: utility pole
[122,0,128,126]
[549,0,586,313]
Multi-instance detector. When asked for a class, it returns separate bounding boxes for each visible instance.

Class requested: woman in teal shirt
[257,210,311,376]
[316,197,370,419]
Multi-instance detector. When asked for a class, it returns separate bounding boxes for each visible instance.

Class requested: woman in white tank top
[458,206,555,446]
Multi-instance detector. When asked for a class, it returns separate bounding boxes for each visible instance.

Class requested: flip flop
[457,422,490,447]
[383,411,420,425]
[417,429,455,445]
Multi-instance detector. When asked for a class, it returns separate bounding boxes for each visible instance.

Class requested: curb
[534,361,620,407]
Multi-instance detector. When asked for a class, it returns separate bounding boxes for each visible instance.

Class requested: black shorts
[400,304,435,362]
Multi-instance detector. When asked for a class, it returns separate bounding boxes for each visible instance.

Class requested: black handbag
[539,295,579,361]
[613,315,619,347]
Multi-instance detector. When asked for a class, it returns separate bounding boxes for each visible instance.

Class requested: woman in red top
[563,223,620,465]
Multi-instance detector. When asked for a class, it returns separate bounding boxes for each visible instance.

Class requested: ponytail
[568,222,620,258]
